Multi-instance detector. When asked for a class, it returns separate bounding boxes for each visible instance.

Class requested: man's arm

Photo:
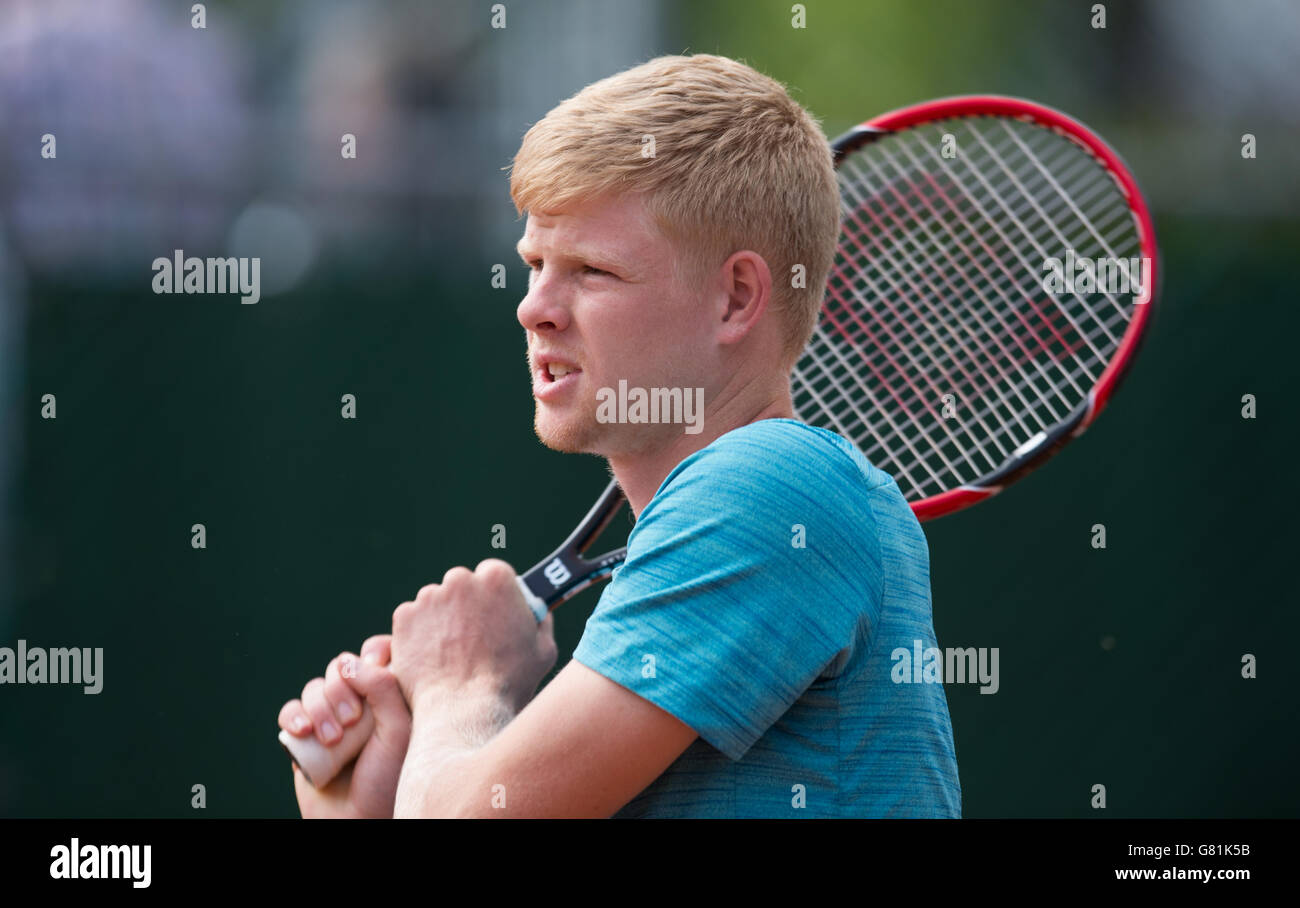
[394,658,698,818]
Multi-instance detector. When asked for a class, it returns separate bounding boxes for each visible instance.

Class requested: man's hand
[278,635,412,819]
[390,559,557,717]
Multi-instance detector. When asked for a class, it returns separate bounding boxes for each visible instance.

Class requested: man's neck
[606,389,795,517]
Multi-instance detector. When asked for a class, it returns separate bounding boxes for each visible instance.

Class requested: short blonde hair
[509,54,840,366]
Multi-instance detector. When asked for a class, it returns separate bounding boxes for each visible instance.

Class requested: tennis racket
[282,94,1159,787]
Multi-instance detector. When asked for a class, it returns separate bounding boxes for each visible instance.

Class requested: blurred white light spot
[227,203,316,297]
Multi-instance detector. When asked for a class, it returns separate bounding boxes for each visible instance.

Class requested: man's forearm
[393,686,517,818]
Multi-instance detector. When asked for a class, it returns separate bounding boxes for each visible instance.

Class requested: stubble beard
[534,400,685,462]
[534,396,602,454]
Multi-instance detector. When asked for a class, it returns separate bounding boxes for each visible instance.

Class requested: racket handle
[280,576,549,789]
[279,704,375,788]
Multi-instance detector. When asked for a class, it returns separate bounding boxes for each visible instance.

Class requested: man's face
[516,192,715,457]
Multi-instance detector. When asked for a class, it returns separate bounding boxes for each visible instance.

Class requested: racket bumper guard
[517,576,549,623]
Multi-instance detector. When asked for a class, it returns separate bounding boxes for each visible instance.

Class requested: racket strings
[823,145,1090,469]
[847,132,1133,473]
[869,124,1122,377]
[827,185,1028,480]
[836,132,1104,423]
[841,145,1079,422]
[833,129,1112,425]
[961,121,1132,337]
[902,122,1139,396]
[826,130,1133,483]
[795,115,1143,501]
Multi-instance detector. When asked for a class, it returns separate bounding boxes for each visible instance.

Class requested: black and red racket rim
[829,95,1160,521]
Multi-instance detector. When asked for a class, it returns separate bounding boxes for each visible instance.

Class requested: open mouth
[542,362,580,382]
[533,357,583,399]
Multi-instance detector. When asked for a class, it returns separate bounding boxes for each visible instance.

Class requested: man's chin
[534,411,599,454]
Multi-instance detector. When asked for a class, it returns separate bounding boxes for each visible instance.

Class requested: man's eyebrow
[515,239,634,272]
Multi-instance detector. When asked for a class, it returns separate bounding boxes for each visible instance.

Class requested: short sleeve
[571,420,885,761]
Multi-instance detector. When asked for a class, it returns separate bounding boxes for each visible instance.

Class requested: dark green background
[2,0,1296,817]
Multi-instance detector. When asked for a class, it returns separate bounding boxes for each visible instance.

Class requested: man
[278,54,961,818]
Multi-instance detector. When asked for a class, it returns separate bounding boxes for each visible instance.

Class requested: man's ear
[717,250,773,346]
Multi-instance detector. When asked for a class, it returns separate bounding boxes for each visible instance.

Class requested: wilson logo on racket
[543,558,572,587]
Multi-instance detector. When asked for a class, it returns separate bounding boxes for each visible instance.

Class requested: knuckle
[392,600,414,626]
[441,566,472,587]
[476,559,515,586]
[361,634,390,653]
[301,685,331,720]
[322,667,348,697]
[278,700,305,728]
[369,666,397,693]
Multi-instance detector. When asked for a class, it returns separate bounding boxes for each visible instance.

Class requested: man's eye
[582,265,612,278]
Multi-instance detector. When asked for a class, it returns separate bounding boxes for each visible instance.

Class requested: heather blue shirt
[572,418,961,818]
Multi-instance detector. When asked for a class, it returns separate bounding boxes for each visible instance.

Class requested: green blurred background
[1,0,1296,817]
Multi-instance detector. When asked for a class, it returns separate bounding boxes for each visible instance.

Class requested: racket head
[798,95,1159,521]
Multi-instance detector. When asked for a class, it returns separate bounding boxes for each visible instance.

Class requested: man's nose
[517,271,571,333]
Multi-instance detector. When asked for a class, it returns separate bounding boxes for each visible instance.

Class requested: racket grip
[279,704,374,788]
[281,575,549,789]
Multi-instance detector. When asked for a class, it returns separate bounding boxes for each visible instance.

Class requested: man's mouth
[533,356,583,399]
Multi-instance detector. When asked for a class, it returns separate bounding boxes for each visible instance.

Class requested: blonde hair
[509,54,840,366]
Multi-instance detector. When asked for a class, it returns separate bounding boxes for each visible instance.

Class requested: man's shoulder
[635,417,924,572]
[654,417,891,502]
[628,417,914,574]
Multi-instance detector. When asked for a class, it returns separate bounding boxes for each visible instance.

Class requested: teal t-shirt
[572,418,961,817]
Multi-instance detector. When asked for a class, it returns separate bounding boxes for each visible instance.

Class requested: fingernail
[292,715,307,733]
[338,701,356,721]
[363,652,379,664]
[321,720,339,741]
